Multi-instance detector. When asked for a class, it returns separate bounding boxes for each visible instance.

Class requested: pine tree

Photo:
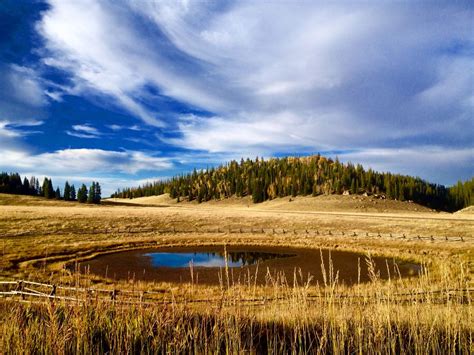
[77,184,88,203]
[88,182,96,203]
[70,185,76,201]
[55,187,61,199]
[94,182,101,204]
[22,177,30,195]
[64,181,71,201]
[42,178,54,199]
[350,178,356,194]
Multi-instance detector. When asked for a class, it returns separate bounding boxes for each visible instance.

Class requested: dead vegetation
[0,193,472,353]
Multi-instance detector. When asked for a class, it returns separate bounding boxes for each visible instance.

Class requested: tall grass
[1,255,472,354]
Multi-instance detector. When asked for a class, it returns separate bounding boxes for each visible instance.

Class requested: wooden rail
[1,280,472,307]
[1,227,470,243]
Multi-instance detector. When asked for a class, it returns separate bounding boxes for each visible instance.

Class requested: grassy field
[0,193,473,353]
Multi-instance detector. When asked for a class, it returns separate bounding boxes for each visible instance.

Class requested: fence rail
[1,280,472,307]
[1,227,470,243]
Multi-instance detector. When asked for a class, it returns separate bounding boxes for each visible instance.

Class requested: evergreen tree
[77,184,88,203]
[94,182,101,204]
[22,177,30,195]
[70,185,76,201]
[55,187,61,199]
[88,182,96,203]
[64,181,71,201]
[350,178,356,194]
[42,178,54,199]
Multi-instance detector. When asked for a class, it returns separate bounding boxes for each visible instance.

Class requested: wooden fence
[1,280,472,307]
[2,227,470,243]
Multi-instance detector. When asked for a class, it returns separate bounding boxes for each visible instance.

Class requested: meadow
[0,193,472,353]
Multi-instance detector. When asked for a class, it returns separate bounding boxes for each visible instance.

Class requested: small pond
[79,246,420,286]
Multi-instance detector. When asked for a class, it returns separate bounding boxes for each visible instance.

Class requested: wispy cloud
[66,124,102,139]
[0,120,44,138]
[0,64,48,124]
[37,2,473,146]
[337,147,474,184]
[0,147,173,175]
[107,124,141,131]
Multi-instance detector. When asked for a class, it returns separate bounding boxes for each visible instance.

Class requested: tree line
[111,155,473,212]
[0,172,101,204]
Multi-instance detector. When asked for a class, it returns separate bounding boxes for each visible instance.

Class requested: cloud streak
[0,148,173,175]
[66,124,102,139]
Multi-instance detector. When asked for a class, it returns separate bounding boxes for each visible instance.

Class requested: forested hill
[112,155,473,212]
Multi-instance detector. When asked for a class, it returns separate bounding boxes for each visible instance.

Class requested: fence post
[16,280,24,300]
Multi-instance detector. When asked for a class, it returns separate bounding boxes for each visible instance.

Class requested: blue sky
[0,0,473,196]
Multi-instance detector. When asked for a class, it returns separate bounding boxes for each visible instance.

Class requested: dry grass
[0,193,473,353]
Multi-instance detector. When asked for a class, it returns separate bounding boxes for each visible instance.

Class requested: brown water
[80,246,421,286]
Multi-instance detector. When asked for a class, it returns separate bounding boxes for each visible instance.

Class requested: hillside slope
[0,193,79,207]
[108,193,436,214]
[112,155,470,211]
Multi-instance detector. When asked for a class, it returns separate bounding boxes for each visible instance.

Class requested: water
[144,251,292,268]
[80,246,420,285]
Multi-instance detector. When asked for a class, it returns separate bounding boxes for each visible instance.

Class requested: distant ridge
[112,155,473,212]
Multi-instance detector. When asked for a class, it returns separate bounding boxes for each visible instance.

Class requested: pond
[79,246,420,286]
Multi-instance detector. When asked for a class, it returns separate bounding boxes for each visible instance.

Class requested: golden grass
[0,194,473,353]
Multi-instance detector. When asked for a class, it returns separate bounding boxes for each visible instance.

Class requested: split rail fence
[1,280,472,308]
[2,227,470,243]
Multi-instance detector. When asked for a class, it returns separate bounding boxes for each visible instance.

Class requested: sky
[0,0,473,196]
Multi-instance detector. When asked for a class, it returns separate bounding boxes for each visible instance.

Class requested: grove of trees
[0,173,101,204]
[111,155,473,212]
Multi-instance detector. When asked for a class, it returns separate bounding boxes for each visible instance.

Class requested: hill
[455,206,474,215]
[112,155,473,211]
[108,192,436,214]
[0,193,92,207]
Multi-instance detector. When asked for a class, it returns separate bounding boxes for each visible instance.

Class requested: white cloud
[15,174,170,197]
[337,147,474,185]
[6,65,45,107]
[0,64,48,125]
[37,0,225,126]
[0,148,172,175]
[0,120,44,138]
[107,124,141,131]
[66,124,103,139]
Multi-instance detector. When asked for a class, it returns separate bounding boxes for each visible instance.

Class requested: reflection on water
[144,251,293,268]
